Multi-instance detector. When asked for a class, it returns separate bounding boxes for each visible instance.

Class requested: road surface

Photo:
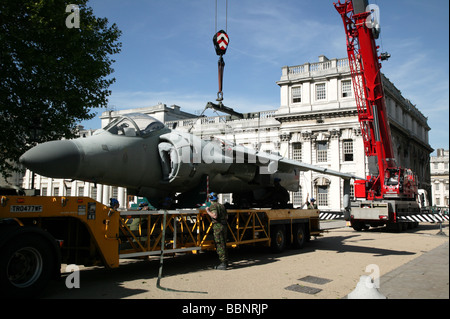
[41,221,448,300]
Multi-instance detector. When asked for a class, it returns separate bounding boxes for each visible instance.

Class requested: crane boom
[334,0,418,201]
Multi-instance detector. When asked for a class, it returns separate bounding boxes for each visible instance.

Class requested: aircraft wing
[277,158,363,180]
[231,144,363,180]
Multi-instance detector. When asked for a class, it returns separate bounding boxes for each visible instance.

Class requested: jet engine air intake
[158,133,199,185]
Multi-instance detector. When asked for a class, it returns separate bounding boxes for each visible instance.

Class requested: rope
[156,210,207,294]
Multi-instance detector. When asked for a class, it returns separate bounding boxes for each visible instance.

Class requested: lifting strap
[217,55,225,101]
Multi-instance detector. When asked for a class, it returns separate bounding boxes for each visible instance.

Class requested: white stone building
[99,103,197,128]
[22,56,433,211]
[273,55,433,210]
[430,149,449,206]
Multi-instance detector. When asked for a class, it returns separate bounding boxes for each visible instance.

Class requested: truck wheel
[401,222,408,231]
[292,224,306,249]
[270,225,286,253]
[386,222,402,232]
[352,222,363,231]
[0,233,55,298]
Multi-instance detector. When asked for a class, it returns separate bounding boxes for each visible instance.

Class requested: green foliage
[0,0,122,180]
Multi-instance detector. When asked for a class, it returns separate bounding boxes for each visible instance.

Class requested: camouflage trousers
[212,223,228,263]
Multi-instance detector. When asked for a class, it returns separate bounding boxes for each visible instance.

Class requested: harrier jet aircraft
[20,112,358,208]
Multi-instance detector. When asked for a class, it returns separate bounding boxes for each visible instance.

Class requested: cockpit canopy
[102,113,166,137]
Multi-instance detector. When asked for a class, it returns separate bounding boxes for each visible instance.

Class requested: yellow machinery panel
[1,195,120,268]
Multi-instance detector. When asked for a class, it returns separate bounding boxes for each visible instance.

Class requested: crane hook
[213,30,229,102]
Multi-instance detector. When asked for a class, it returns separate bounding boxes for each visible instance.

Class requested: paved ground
[41,221,449,300]
[324,220,449,299]
[379,240,448,299]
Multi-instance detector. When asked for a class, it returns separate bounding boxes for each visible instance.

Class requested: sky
[81,0,449,154]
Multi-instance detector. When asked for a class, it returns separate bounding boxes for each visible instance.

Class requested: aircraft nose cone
[20,140,81,178]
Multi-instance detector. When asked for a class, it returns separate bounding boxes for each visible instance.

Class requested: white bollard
[347,275,387,299]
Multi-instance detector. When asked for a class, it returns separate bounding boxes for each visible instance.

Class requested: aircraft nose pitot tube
[20,140,81,179]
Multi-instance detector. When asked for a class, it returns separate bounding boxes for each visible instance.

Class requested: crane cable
[213,0,229,103]
[215,0,228,34]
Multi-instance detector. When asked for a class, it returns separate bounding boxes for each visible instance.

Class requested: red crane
[334,0,418,202]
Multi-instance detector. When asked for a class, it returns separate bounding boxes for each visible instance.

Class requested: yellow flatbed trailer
[0,195,321,297]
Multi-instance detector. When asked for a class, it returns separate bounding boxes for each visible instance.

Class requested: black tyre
[270,225,286,253]
[0,233,56,298]
[386,222,402,232]
[401,222,408,231]
[292,224,306,249]
[351,221,363,231]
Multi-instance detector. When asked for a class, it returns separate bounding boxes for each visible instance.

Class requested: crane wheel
[292,224,306,249]
[270,225,286,253]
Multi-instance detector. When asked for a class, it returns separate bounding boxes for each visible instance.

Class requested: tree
[0,0,121,180]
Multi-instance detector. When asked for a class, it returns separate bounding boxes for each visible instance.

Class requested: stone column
[118,187,125,210]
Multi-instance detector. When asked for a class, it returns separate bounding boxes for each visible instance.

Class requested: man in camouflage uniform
[205,192,228,270]
[307,198,318,209]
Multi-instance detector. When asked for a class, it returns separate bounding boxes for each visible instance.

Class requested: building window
[78,186,84,196]
[66,187,72,196]
[316,83,326,100]
[53,187,59,196]
[343,140,354,162]
[342,80,352,97]
[292,86,302,103]
[222,193,232,204]
[291,187,303,207]
[112,187,118,199]
[317,186,328,206]
[317,141,328,162]
[292,143,302,161]
[91,186,97,200]
[42,187,47,196]
[435,184,440,191]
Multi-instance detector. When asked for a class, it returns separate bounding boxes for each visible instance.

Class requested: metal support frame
[118,210,208,259]
[117,209,292,258]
